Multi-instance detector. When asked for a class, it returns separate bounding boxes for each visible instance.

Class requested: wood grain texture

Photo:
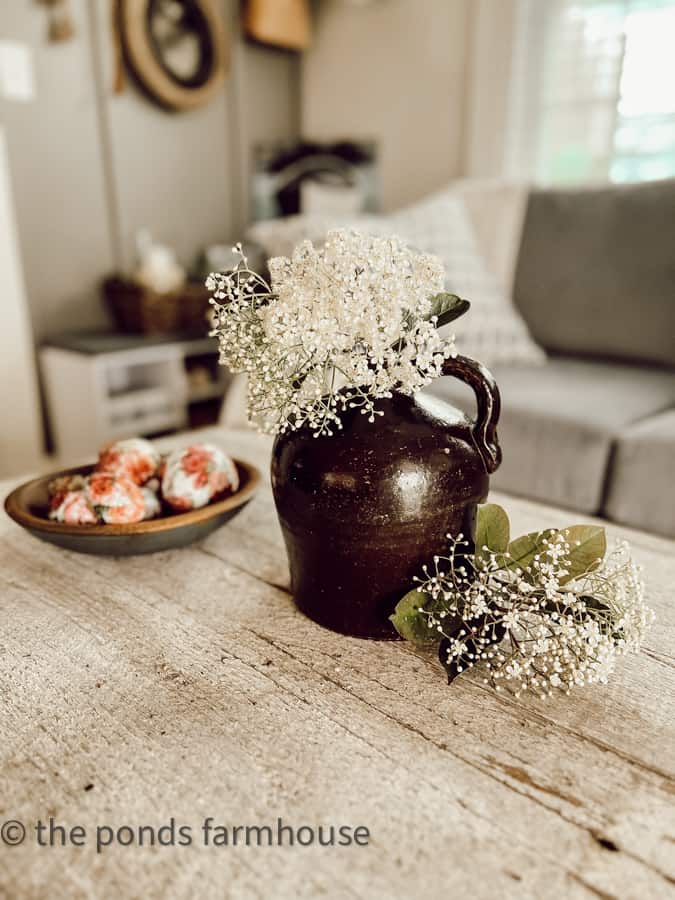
[0,427,673,900]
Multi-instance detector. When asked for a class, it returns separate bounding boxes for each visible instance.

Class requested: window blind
[505,0,675,184]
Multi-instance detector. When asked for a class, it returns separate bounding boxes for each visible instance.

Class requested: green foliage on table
[391,503,608,647]
[389,589,440,644]
[475,503,510,558]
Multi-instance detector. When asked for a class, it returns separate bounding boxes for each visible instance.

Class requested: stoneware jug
[271,355,502,639]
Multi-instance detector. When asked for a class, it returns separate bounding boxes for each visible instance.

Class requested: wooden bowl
[4,459,261,556]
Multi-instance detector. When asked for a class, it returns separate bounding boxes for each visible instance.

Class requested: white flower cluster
[207,231,454,435]
[416,534,653,698]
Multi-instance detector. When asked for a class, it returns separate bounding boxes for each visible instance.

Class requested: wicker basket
[103,277,211,335]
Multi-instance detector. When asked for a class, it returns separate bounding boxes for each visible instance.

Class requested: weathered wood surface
[0,427,673,900]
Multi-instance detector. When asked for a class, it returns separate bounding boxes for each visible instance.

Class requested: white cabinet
[41,335,228,460]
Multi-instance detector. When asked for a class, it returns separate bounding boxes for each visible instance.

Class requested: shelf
[107,412,183,439]
[187,381,228,403]
[107,386,178,411]
[106,386,184,436]
[45,331,217,357]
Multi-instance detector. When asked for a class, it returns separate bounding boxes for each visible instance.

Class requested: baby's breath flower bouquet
[391,504,653,698]
[207,230,468,436]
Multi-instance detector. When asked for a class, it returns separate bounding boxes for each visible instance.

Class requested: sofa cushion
[454,178,529,295]
[513,179,675,367]
[382,188,545,367]
[247,185,546,367]
[604,409,675,538]
[423,357,675,514]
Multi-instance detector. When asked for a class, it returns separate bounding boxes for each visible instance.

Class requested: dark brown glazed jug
[271,355,502,639]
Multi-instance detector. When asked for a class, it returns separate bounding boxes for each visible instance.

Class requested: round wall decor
[118,0,229,111]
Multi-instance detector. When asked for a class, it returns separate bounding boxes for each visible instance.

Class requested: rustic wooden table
[1,428,673,900]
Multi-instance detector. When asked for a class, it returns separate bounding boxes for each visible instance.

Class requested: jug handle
[441,355,502,474]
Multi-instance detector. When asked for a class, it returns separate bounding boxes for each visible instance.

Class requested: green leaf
[504,524,606,583]
[428,293,471,328]
[390,589,440,645]
[558,525,606,584]
[475,504,510,559]
[505,528,558,574]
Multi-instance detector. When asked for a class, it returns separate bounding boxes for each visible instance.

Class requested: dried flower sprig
[391,505,653,698]
[207,232,468,436]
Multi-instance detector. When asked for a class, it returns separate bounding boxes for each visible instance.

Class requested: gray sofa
[427,178,675,538]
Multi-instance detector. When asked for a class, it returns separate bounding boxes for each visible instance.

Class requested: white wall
[0,0,115,341]
[0,129,44,476]
[301,0,471,211]
[464,0,518,178]
[0,0,299,342]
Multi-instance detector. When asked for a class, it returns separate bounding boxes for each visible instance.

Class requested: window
[506,0,675,184]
